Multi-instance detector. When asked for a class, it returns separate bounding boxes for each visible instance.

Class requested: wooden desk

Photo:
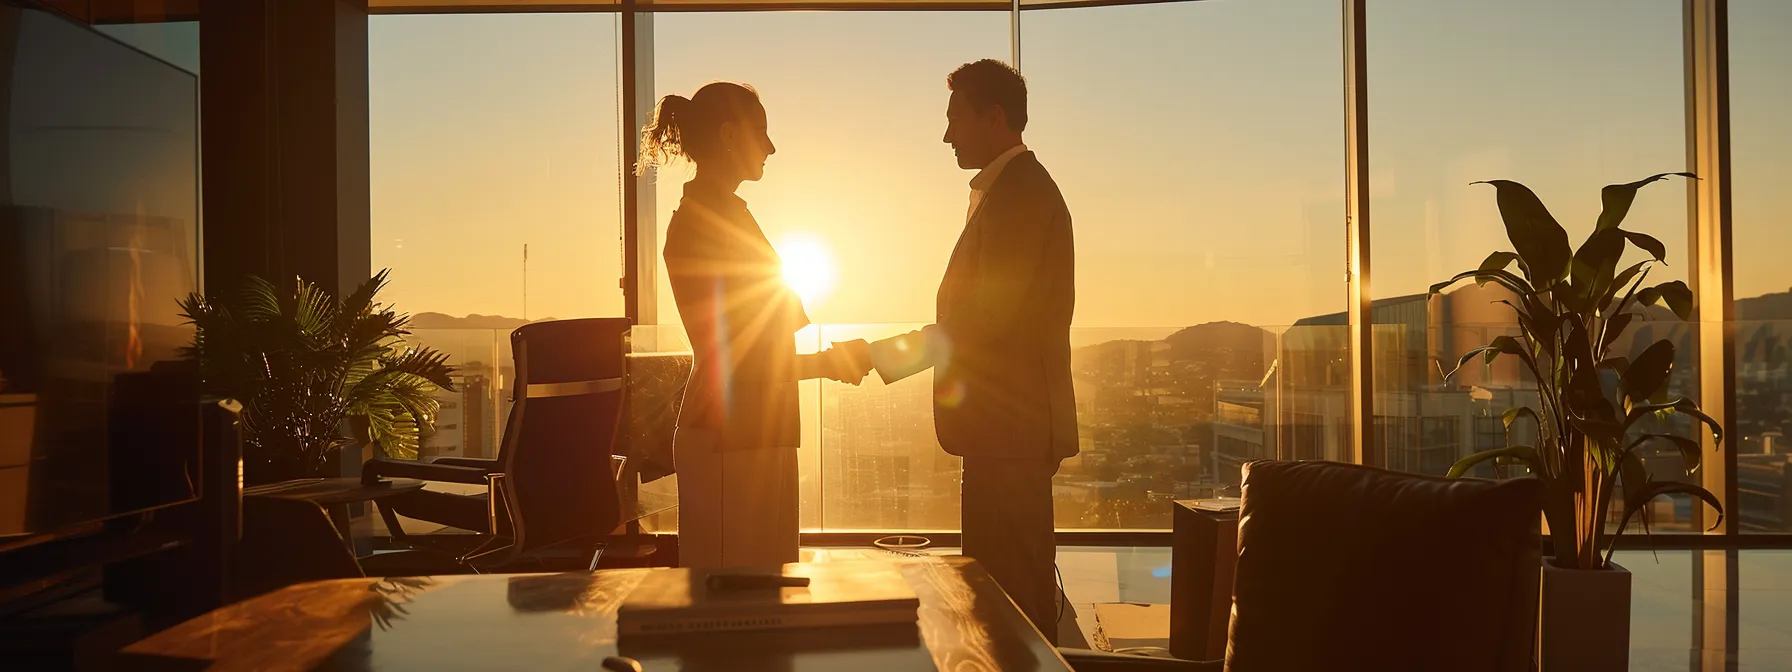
[119,557,1071,671]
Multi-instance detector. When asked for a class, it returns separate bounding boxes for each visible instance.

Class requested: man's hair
[947,59,1027,132]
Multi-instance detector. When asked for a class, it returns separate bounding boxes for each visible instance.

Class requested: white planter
[1537,557,1631,672]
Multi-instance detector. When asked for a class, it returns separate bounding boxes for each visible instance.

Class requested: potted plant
[178,269,456,485]
[1435,173,1723,671]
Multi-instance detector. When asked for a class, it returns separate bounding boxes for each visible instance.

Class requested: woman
[638,82,866,569]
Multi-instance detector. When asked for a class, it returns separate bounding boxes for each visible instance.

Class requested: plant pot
[1537,557,1631,671]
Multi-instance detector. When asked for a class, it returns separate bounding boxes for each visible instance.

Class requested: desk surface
[244,478,426,506]
[120,556,1070,671]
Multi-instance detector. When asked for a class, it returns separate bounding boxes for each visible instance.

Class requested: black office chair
[363,317,632,570]
[1060,460,1543,672]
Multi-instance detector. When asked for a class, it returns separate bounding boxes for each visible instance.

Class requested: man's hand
[824,339,873,385]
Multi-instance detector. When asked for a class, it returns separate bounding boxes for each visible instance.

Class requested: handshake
[817,339,874,385]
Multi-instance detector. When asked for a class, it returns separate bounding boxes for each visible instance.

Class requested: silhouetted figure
[872,60,1077,641]
[639,82,866,569]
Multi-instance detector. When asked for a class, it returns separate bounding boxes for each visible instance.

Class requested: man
[872,59,1077,641]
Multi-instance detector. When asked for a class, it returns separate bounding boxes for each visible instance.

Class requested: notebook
[617,561,920,637]
[1183,497,1242,512]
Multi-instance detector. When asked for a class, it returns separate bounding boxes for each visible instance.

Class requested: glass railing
[387,319,1792,536]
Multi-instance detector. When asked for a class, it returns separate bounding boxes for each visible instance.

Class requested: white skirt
[672,426,799,569]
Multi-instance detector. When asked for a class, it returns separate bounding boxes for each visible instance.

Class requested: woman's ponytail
[637,94,695,176]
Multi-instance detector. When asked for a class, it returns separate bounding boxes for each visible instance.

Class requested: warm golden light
[779,233,836,307]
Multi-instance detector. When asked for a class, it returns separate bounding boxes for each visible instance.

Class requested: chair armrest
[362,457,492,485]
[431,457,500,470]
[1058,649,1222,672]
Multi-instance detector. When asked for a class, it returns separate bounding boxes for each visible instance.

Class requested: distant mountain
[1164,321,1270,360]
[407,313,555,331]
[1072,321,1271,386]
[1739,287,1792,321]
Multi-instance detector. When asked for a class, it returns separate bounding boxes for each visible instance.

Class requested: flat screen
[0,3,201,537]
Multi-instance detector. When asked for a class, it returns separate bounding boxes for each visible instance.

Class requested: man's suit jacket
[928,150,1078,462]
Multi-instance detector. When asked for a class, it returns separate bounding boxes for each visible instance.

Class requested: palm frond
[181,269,452,483]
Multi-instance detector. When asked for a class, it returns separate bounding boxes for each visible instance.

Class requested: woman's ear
[717,119,741,154]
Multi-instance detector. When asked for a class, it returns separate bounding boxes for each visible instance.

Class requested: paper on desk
[1092,603,1171,654]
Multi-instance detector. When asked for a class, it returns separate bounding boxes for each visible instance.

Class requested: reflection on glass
[1732,0,1792,533]
[1617,550,1692,669]
[95,22,200,74]
[1,8,202,535]
[1740,550,1792,666]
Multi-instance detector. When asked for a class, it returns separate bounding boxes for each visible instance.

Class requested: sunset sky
[107,0,1792,330]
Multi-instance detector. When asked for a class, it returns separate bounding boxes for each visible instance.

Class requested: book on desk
[617,561,920,637]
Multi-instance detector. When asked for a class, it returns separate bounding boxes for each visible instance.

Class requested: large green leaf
[1596,172,1696,231]
[1621,231,1668,263]
[1446,335,1533,380]
[1493,299,1561,357]
[1599,449,1656,566]
[1502,406,1539,430]
[1475,180,1574,284]
[1479,251,1520,276]
[1570,228,1626,308]
[1622,340,1676,405]
[1624,398,1724,446]
[1601,261,1652,315]
[1446,445,1541,478]
[1650,281,1695,321]
[1429,267,1538,299]
[1600,313,1637,355]
[1621,433,1703,476]
[1611,481,1724,547]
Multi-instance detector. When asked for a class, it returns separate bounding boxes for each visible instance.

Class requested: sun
[778,233,836,306]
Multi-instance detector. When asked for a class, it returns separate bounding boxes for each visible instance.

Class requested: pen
[705,574,811,591]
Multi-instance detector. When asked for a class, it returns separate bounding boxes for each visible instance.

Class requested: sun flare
[778,233,836,307]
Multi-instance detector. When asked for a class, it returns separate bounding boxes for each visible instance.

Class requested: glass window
[369,14,623,461]
[1732,0,1792,534]
[1367,0,1692,493]
[1022,0,1348,527]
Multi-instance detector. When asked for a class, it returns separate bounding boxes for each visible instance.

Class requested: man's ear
[983,106,1009,131]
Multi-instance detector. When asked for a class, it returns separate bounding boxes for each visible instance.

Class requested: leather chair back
[499,317,630,556]
[1225,460,1543,672]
